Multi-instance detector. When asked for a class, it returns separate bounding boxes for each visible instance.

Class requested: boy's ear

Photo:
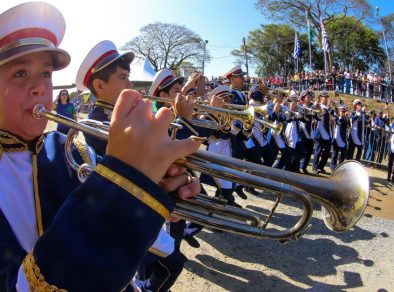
[92,79,105,95]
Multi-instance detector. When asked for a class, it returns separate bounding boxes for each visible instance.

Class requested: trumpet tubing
[34,104,370,240]
[255,118,283,133]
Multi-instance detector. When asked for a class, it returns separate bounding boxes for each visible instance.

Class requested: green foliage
[381,13,394,71]
[255,0,373,37]
[326,16,385,71]
[232,24,322,77]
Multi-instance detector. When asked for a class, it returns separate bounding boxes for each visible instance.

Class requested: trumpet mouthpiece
[32,104,46,119]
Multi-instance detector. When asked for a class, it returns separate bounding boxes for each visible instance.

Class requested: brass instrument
[147,95,224,130]
[297,105,323,118]
[34,104,370,240]
[270,88,290,97]
[144,95,254,130]
[226,103,269,116]
[198,104,255,130]
[279,104,301,119]
[283,109,302,119]
[303,106,323,117]
[227,103,283,132]
[255,118,283,133]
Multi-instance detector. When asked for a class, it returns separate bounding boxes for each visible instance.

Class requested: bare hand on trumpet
[107,89,202,184]
[173,93,195,121]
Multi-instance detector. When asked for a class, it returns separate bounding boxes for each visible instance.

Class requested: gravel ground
[173,168,394,292]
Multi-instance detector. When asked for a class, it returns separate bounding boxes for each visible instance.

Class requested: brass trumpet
[144,95,255,130]
[34,104,370,240]
[226,103,269,116]
[147,95,280,132]
[301,106,323,117]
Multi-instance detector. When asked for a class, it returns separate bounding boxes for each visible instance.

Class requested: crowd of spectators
[209,67,394,103]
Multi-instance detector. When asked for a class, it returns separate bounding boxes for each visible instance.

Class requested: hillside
[326,91,393,115]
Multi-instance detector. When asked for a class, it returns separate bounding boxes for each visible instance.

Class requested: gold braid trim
[0,130,44,154]
[95,99,114,110]
[148,246,169,258]
[23,253,68,292]
[95,164,170,220]
[73,138,93,165]
[32,155,44,236]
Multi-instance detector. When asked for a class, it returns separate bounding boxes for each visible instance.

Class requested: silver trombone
[34,104,370,241]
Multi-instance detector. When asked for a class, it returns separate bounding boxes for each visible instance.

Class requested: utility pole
[376,6,392,81]
[243,37,249,78]
[202,40,208,75]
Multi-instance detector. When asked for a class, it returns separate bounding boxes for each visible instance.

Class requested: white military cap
[223,65,246,79]
[207,85,231,100]
[148,69,185,97]
[0,2,70,70]
[76,40,134,91]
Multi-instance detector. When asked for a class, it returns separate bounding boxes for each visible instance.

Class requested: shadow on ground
[184,217,376,291]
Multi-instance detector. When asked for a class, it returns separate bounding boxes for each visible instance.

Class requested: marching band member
[362,105,371,160]
[266,91,291,170]
[374,108,390,164]
[299,90,318,174]
[225,65,248,105]
[346,99,366,161]
[387,118,394,182]
[199,85,244,206]
[365,110,377,161]
[148,69,213,140]
[331,105,349,171]
[75,41,202,292]
[268,101,291,170]
[312,90,334,175]
[149,71,230,250]
[285,94,306,172]
[0,3,201,291]
[76,40,134,157]
[248,89,275,167]
[223,65,255,199]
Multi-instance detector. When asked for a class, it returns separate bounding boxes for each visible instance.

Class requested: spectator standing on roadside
[345,69,351,94]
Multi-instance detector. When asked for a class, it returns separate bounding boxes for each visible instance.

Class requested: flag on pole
[293,32,300,59]
[320,18,331,52]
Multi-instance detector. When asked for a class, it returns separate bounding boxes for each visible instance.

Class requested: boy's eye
[42,71,52,78]
[14,70,27,77]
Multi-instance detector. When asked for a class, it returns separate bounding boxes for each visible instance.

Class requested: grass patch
[324,91,391,113]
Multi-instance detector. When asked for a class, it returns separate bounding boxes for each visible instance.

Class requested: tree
[380,13,394,74]
[255,0,372,49]
[326,16,385,71]
[231,24,322,77]
[175,61,199,77]
[122,22,211,72]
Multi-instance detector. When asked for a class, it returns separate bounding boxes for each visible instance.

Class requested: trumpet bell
[254,104,269,116]
[322,161,369,231]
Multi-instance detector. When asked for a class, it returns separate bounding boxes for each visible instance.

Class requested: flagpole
[324,50,328,79]
[306,11,312,69]
[308,36,312,69]
[294,31,298,74]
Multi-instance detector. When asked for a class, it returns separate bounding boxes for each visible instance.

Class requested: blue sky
[1,0,393,90]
